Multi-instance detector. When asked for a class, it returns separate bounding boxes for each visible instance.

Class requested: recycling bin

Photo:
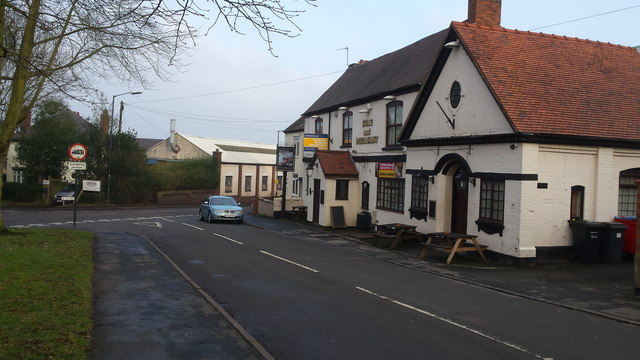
[614,216,636,254]
[570,220,605,263]
[356,211,372,230]
[600,222,626,264]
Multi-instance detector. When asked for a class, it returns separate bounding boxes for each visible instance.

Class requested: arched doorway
[435,154,474,234]
[451,168,469,233]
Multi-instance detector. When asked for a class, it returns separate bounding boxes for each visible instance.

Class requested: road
[5,206,640,360]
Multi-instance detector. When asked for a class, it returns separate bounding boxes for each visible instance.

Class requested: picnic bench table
[373,223,424,249]
[419,232,488,264]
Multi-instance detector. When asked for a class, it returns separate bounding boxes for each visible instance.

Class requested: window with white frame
[13,169,24,184]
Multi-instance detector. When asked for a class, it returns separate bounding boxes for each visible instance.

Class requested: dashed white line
[356,287,551,359]
[182,223,204,231]
[213,233,244,245]
[259,251,319,273]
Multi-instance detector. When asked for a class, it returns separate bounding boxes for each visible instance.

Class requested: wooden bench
[374,223,424,249]
[419,232,488,264]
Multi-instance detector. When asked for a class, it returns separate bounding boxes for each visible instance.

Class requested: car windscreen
[211,198,237,206]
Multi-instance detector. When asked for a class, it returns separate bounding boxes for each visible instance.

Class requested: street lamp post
[107,91,142,202]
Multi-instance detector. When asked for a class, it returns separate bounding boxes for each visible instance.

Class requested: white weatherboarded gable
[409,47,513,140]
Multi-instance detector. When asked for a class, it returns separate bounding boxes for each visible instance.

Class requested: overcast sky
[71,0,640,144]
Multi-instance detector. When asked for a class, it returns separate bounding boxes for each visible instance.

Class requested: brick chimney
[100,109,110,134]
[467,0,502,27]
[19,112,32,131]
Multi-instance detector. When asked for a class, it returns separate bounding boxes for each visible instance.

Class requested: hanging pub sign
[303,133,329,158]
[276,146,295,171]
[376,162,404,178]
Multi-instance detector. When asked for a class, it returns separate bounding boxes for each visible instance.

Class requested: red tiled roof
[453,21,640,140]
[312,150,358,178]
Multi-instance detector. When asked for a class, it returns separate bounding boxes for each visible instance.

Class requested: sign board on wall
[303,134,328,157]
[276,146,295,171]
[82,180,101,192]
[376,162,404,178]
[68,162,87,170]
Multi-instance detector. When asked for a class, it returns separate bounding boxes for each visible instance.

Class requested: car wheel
[198,210,205,221]
[238,218,244,224]
[207,212,213,223]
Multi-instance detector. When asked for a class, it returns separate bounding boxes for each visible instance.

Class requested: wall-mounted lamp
[509,143,519,150]
[383,95,396,100]
[444,40,460,49]
[358,104,372,114]
[453,170,475,191]
[306,167,314,195]
[338,106,348,111]
[311,115,319,119]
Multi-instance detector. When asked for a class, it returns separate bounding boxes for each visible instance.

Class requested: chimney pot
[467,0,501,27]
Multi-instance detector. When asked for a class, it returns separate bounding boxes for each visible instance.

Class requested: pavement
[91,212,640,359]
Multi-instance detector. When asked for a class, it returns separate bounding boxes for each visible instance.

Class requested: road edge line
[142,235,276,360]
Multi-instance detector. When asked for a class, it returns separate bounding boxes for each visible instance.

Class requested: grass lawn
[0,228,94,360]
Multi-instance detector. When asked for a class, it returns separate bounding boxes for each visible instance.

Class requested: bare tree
[0,0,315,233]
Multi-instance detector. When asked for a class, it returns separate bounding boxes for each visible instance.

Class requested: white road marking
[356,287,552,359]
[259,251,319,273]
[10,214,184,228]
[134,221,163,228]
[213,233,244,245]
[182,223,204,231]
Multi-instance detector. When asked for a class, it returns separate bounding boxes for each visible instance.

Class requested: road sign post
[68,144,87,228]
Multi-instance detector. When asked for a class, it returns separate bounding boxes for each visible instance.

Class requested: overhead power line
[127,104,290,124]
[134,70,344,103]
[529,4,640,31]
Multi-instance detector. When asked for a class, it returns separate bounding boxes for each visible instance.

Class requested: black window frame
[475,178,505,236]
[335,179,349,200]
[479,179,505,224]
[244,175,252,192]
[409,175,428,221]
[571,185,585,220]
[342,111,353,147]
[261,175,268,191]
[450,81,462,108]
[618,175,639,217]
[224,175,233,193]
[314,117,323,134]
[376,178,405,212]
[386,101,403,147]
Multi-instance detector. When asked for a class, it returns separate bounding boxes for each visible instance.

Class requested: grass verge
[0,228,93,360]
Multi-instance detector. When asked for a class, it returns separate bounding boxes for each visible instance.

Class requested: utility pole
[118,100,124,133]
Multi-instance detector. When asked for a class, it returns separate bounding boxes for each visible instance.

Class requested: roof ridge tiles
[451,21,632,49]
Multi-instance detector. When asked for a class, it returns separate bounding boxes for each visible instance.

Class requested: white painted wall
[409,46,513,140]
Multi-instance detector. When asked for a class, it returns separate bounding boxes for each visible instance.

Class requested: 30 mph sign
[68,143,87,161]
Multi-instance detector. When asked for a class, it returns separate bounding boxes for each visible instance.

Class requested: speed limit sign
[68,143,87,161]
